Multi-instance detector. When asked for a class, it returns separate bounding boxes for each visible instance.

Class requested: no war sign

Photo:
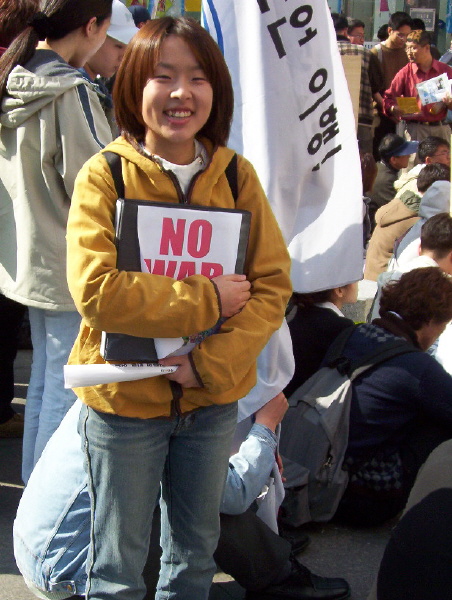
[130,202,251,280]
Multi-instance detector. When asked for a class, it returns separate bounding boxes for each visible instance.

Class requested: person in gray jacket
[390,164,450,270]
[0,0,113,482]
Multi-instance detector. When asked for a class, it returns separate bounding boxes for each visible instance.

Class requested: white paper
[64,363,178,389]
[416,74,451,106]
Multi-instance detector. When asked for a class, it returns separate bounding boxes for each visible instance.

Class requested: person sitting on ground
[364,160,450,280]
[333,268,452,527]
[284,283,357,399]
[14,394,351,600]
[368,213,452,376]
[390,164,451,269]
[368,133,418,229]
[393,135,450,199]
[217,393,351,600]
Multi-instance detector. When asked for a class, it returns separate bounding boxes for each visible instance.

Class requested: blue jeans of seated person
[14,402,275,599]
[22,308,80,483]
[79,401,237,600]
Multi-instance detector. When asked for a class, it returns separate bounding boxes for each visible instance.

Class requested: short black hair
[331,12,348,32]
[421,213,452,259]
[388,11,413,31]
[417,163,450,193]
[377,23,389,41]
[418,136,450,163]
[411,18,426,30]
[347,18,365,34]
[378,133,406,162]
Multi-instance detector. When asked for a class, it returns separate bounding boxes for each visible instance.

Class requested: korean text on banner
[202,0,363,293]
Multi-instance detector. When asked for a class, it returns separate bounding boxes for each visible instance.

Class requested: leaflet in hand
[396,97,419,115]
[101,199,251,362]
[416,73,451,106]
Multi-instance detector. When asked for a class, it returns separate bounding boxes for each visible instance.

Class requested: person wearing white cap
[82,0,138,135]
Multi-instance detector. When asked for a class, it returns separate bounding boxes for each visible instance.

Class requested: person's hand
[159,354,200,388]
[442,95,452,111]
[254,392,288,433]
[389,104,404,121]
[276,452,286,482]
[212,273,251,318]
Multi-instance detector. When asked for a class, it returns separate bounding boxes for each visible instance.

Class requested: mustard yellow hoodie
[67,137,292,418]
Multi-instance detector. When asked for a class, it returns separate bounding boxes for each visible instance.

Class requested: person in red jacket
[383,30,452,149]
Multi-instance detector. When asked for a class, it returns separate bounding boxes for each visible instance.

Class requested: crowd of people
[1,3,452,600]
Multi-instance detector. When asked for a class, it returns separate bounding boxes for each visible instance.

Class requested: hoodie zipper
[154,161,210,415]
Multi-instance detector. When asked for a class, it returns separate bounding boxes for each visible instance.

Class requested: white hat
[108,0,139,45]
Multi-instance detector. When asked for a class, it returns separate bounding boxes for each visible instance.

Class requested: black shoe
[245,558,350,600]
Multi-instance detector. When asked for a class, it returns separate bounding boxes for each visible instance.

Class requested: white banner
[202,0,363,292]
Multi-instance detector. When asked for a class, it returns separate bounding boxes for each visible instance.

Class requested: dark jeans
[143,507,292,596]
[335,423,452,527]
[215,509,292,591]
[0,294,26,423]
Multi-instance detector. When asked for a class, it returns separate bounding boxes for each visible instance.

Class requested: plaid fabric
[355,322,405,344]
[344,451,404,492]
[337,42,374,125]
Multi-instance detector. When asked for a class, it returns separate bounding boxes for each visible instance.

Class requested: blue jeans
[22,308,80,483]
[79,401,237,600]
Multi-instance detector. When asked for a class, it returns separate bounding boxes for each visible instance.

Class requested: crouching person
[216,393,350,600]
[14,394,350,600]
[336,268,452,526]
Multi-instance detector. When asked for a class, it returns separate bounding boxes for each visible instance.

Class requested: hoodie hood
[418,180,451,220]
[1,50,90,128]
[375,191,419,229]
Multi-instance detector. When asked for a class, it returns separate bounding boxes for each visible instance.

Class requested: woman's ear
[82,16,100,39]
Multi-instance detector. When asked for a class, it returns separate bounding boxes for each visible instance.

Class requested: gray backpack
[279,325,418,526]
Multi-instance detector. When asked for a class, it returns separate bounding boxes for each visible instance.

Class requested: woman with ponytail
[0,0,113,483]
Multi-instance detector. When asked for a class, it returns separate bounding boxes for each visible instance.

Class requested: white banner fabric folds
[202,0,364,292]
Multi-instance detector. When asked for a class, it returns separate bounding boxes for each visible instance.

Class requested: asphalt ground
[0,349,393,600]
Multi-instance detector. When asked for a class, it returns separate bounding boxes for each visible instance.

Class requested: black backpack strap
[225,153,238,203]
[104,149,238,204]
[323,325,358,374]
[349,339,420,381]
[103,151,124,198]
